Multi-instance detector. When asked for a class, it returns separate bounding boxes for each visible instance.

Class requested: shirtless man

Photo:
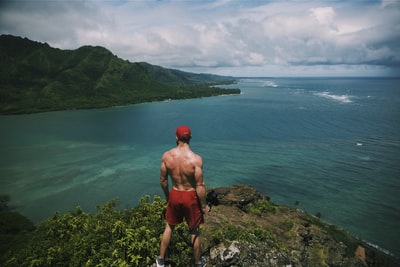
[156,125,209,267]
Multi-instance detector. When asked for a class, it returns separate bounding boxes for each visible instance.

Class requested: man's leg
[191,232,202,265]
[159,223,173,259]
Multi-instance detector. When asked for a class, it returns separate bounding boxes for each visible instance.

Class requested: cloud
[310,7,335,26]
[1,0,399,76]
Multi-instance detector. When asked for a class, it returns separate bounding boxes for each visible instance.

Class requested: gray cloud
[1,0,399,76]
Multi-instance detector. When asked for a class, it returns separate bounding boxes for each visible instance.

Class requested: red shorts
[166,189,203,230]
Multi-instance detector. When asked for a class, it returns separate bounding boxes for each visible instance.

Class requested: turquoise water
[1,77,399,256]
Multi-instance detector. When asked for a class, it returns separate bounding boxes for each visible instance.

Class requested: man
[156,125,209,267]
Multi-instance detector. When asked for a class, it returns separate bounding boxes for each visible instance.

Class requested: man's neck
[177,141,190,147]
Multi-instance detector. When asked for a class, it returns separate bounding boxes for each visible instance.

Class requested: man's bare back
[160,142,206,207]
[161,145,202,190]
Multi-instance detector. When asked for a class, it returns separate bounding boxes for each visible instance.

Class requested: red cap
[175,125,192,140]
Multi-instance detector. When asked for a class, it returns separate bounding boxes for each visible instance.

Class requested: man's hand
[202,205,211,214]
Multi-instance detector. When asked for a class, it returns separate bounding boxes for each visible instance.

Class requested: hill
[0,35,239,114]
[1,185,398,267]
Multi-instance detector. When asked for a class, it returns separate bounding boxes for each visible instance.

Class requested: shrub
[1,195,209,267]
[246,199,276,216]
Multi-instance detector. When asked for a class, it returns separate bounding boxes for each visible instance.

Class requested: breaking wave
[262,80,278,87]
[314,91,353,103]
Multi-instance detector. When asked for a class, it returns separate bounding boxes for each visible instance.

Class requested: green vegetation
[245,199,277,216]
[0,35,240,114]
[1,189,391,267]
[279,219,294,231]
[0,196,282,267]
[0,194,35,264]
[1,196,187,266]
[210,220,278,248]
[307,213,359,257]
[0,196,275,266]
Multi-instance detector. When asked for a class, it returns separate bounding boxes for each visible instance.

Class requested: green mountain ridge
[0,35,239,114]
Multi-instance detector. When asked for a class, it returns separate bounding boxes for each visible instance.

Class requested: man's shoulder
[192,151,202,159]
[162,147,178,158]
[191,151,202,164]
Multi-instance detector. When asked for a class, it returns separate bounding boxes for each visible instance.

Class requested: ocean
[0,77,399,257]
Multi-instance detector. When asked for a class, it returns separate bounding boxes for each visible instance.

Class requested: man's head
[175,125,192,142]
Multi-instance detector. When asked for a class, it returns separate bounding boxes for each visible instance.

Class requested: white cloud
[0,0,399,76]
[310,7,335,26]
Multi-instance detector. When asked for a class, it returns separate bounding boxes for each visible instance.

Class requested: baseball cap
[175,125,192,140]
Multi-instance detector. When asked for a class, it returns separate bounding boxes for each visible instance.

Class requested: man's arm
[194,158,207,210]
[160,157,169,201]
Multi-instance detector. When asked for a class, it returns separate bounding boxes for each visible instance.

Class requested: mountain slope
[0,35,239,114]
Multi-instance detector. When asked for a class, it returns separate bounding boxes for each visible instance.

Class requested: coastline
[0,85,241,115]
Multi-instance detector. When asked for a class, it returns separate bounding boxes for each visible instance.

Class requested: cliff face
[192,185,397,267]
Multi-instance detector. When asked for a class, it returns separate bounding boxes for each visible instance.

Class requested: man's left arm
[194,158,207,211]
[160,157,169,201]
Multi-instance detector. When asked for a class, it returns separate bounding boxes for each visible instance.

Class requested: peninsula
[0,35,240,114]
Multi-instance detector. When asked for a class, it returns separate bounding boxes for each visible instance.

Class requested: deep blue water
[1,77,399,256]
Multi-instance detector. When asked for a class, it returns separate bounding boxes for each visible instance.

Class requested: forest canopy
[0,35,240,114]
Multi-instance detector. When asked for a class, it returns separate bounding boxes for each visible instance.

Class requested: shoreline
[0,86,241,116]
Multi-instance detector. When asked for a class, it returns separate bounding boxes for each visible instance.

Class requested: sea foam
[262,80,278,87]
[314,91,353,103]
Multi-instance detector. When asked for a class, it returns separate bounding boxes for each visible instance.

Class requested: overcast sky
[1,0,399,77]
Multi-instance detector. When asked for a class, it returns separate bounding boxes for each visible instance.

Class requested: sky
[1,0,400,77]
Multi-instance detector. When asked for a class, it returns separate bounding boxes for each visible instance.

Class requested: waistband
[171,188,196,193]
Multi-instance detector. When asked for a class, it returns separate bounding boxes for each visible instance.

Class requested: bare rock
[210,184,268,209]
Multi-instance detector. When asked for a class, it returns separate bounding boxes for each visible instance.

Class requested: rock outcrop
[197,185,398,267]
